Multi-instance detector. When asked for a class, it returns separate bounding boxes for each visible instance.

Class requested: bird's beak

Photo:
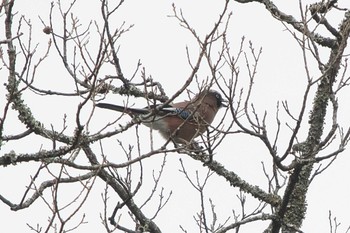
[221,99,229,108]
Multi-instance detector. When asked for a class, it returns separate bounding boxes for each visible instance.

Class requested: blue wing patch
[174,108,192,120]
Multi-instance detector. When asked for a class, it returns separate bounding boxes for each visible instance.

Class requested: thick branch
[187,153,281,207]
[270,10,350,233]
[235,0,338,48]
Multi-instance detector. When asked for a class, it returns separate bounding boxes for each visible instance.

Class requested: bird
[96,89,227,144]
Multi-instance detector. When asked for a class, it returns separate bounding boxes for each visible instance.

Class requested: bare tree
[1,0,350,232]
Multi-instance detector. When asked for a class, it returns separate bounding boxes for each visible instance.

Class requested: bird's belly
[143,116,206,143]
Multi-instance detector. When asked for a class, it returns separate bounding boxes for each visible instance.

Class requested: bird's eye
[215,93,221,100]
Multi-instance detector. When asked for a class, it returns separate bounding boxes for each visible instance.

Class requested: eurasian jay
[96,89,227,144]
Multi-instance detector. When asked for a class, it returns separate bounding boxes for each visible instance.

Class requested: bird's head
[204,90,228,109]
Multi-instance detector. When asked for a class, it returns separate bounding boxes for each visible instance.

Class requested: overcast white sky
[1,0,350,232]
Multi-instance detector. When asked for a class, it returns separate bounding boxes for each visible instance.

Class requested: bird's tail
[96,103,149,115]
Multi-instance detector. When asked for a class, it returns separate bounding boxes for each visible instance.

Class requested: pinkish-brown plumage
[96,89,227,143]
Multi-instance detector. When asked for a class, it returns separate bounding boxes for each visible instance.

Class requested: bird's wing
[96,103,193,120]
